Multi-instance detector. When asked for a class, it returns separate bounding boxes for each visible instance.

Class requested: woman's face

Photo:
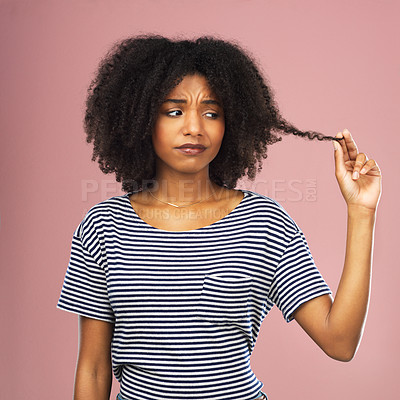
[152,74,225,177]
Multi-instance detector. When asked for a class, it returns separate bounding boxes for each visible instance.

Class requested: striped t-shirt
[57,188,332,400]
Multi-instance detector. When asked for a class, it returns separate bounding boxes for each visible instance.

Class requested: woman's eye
[205,112,219,119]
[166,110,182,117]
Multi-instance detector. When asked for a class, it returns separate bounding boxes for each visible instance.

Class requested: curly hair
[84,34,341,193]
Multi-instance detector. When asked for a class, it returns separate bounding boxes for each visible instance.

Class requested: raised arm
[74,316,114,400]
[292,128,382,362]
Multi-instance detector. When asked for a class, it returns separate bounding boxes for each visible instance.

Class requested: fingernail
[360,168,366,174]
[333,141,338,150]
[352,171,359,179]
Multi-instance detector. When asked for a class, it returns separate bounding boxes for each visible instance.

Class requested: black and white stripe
[57,189,331,400]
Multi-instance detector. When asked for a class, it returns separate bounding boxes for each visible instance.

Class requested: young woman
[57,35,382,400]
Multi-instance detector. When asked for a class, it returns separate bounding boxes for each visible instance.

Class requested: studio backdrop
[0,1,398,399]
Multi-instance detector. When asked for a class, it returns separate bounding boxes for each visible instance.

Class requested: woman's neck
[148,176,224,204]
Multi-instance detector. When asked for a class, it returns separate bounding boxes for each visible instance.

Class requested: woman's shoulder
[239,188,301,232]
[73,193,130,238]
[241,188,282,206]
[240,188,288,212]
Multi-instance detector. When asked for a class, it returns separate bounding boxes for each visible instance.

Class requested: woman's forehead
[166,74,218,100]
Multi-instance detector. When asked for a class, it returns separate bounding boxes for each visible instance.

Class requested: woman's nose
[183,110,203,135]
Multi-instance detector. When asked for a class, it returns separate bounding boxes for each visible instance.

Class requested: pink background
[1,0,398,398]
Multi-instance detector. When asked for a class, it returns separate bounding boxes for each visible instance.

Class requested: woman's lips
[175,147,206,155]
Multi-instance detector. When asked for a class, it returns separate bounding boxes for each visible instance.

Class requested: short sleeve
[268,229,332,323]
[57,223,115,323]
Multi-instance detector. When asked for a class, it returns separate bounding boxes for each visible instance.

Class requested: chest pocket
[195,273,253,323]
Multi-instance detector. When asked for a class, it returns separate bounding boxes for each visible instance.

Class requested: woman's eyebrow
[162,99,221,106]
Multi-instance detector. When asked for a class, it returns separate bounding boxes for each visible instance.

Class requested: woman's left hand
[333,129,382,211]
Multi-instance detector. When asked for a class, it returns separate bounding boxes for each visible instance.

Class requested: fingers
[334,128,381,180]
[336,128,358,162]
[342,128,359,161]
[360,159,381,177]
[333,132,347,177]
[351,152,368,180]
[336,131,349,162]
